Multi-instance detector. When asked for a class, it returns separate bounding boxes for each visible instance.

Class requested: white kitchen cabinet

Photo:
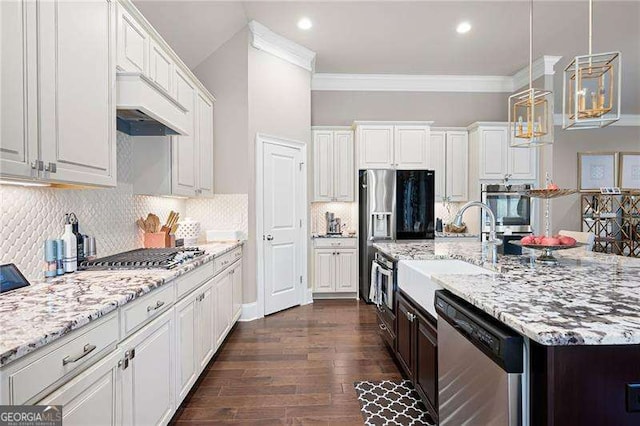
[171,68,197,197]
[37,0,117,187]
[121,309,174,426]
[313,249,335,292]
[394,126,430,169]
[0,0,38,180]
[356,122,433,170]
[174,292,197,403]
[196,282,215,370]
[215,270,234,347]
[231,261,243,321]
[357,125,394,169]
[197,93,215,197]
[334,250,358,292]
[472,123,537,181]
[116,3,149,74]
[39,350,123,426]
[428,131,446,201]
[312,128,354,201]
[445,131,469,202]
[312,239,358,295]
[149,41,173,95]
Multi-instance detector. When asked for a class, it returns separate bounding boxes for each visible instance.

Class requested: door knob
[265,235,274,241]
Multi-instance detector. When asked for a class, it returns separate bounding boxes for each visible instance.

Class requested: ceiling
[134,1,640,111]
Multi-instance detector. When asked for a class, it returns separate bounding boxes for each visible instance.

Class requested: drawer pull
[147,300,165,312]
[62,344,96,365]
[379,323,387,331]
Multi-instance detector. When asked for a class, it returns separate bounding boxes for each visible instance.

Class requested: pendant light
[508,0,554,148]
[563,0,621,129]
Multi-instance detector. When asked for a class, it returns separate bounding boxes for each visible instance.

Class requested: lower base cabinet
[121,309,175,426]
[39,350,123,426]
[215,268,233,347]
[394,291,438,422]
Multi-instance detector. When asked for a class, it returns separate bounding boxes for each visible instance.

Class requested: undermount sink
[398,260,495,319]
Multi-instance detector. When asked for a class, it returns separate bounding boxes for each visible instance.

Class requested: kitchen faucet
[453,201,502,264]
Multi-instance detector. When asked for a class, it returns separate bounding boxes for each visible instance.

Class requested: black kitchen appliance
[79,247,204,270]
[0,264,31,294]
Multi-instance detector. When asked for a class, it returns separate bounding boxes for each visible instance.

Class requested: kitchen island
[374,240,640,425]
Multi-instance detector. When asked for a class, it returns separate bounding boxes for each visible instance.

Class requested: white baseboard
[302,288,314,305]
[239,302,259,322]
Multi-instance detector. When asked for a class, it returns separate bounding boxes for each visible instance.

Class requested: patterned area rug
[354,380,435,426]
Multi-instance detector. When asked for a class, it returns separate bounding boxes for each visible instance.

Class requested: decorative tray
[520,189,577,199]
[511,241,585,264]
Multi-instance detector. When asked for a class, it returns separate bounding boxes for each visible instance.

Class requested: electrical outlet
[626,384,640,412]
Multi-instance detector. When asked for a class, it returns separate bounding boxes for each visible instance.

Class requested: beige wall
[244,46,312,304]
[193,28,249,194]
[311,91,508,126]
[551,126,640,234]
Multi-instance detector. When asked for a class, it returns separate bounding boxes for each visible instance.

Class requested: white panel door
[174,294,196,404]
[428,131,447,201]
[197,281,215,370]
[313,130,334,201]
[334,131,354,201]
[479,128,508,180]
[116,4,148,74]
[508,145,537,180]
[231,261,243,320]
[394,126,430,169]
[263,141,303,315]
[335,250,358,292]
[149,41,173,95]
[446,131,469,202]
[0,0,37,179]
[358,125,394,169]
[38,0,116,187]
[313,249,335,292]
[39,350,122,426]
[171,69,196,196]
[121,310,174,426]
[215,271,233,346]
[197,93,214,196]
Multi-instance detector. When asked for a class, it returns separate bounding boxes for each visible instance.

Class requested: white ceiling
[134,1,640,111]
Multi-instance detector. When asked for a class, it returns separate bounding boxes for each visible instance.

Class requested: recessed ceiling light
[297,17,312,30]
[456,21,471,34]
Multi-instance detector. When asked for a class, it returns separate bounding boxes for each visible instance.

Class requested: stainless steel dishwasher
[435,290,524,426]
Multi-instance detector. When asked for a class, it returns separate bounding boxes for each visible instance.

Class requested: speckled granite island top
[0,242,242,367]
[374,241,640,346]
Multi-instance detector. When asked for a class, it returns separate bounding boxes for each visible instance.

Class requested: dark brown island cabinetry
[387,290,438,422]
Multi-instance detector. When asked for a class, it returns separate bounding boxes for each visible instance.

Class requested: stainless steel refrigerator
[358,169,435,302]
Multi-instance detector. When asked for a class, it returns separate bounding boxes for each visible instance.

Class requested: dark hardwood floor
[171,299,402,425]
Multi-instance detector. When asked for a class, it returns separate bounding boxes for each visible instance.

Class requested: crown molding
[312,55,562,93]
[553,114,640,127]
[311,73,513,93]
[511,55,562,90]
[248,20,316,72]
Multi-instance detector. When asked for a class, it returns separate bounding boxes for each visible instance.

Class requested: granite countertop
[374,240,640,346]
[311,234,357,239]
[434,231,480,239]
[0,242,242,367]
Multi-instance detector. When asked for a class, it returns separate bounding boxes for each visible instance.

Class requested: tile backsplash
[186,194,248,241]
[310,202,358,234]
[0,132,186,281]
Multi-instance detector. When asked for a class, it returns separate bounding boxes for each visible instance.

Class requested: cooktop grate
[79,247,204,270]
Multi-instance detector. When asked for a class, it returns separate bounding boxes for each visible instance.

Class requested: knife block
[144,232,175,248]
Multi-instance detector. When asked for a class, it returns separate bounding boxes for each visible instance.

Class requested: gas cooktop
[79,247,205,270]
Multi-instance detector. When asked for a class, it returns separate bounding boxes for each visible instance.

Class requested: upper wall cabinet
[196,94,214,197]
[429,129,468,202]
[312,128,354,202]
[149,40,174,95]
[355,122,432,170]
[1,0,116,187]
[116,4,149,74]
[172,68,198,196]
[470,123,537,181]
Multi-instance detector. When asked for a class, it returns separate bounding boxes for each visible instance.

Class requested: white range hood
[116,72,189,136]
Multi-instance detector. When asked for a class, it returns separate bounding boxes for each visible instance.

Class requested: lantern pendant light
[563,0,621,129]
[508,0,554,147]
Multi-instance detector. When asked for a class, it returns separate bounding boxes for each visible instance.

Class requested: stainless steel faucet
[453,201,502,263]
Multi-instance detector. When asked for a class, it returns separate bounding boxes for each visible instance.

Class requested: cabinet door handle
[45,162,57,173]
[379,323,387,331]
[405,311,415,322]
[62,344,97,365]
[147,300,165,312]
